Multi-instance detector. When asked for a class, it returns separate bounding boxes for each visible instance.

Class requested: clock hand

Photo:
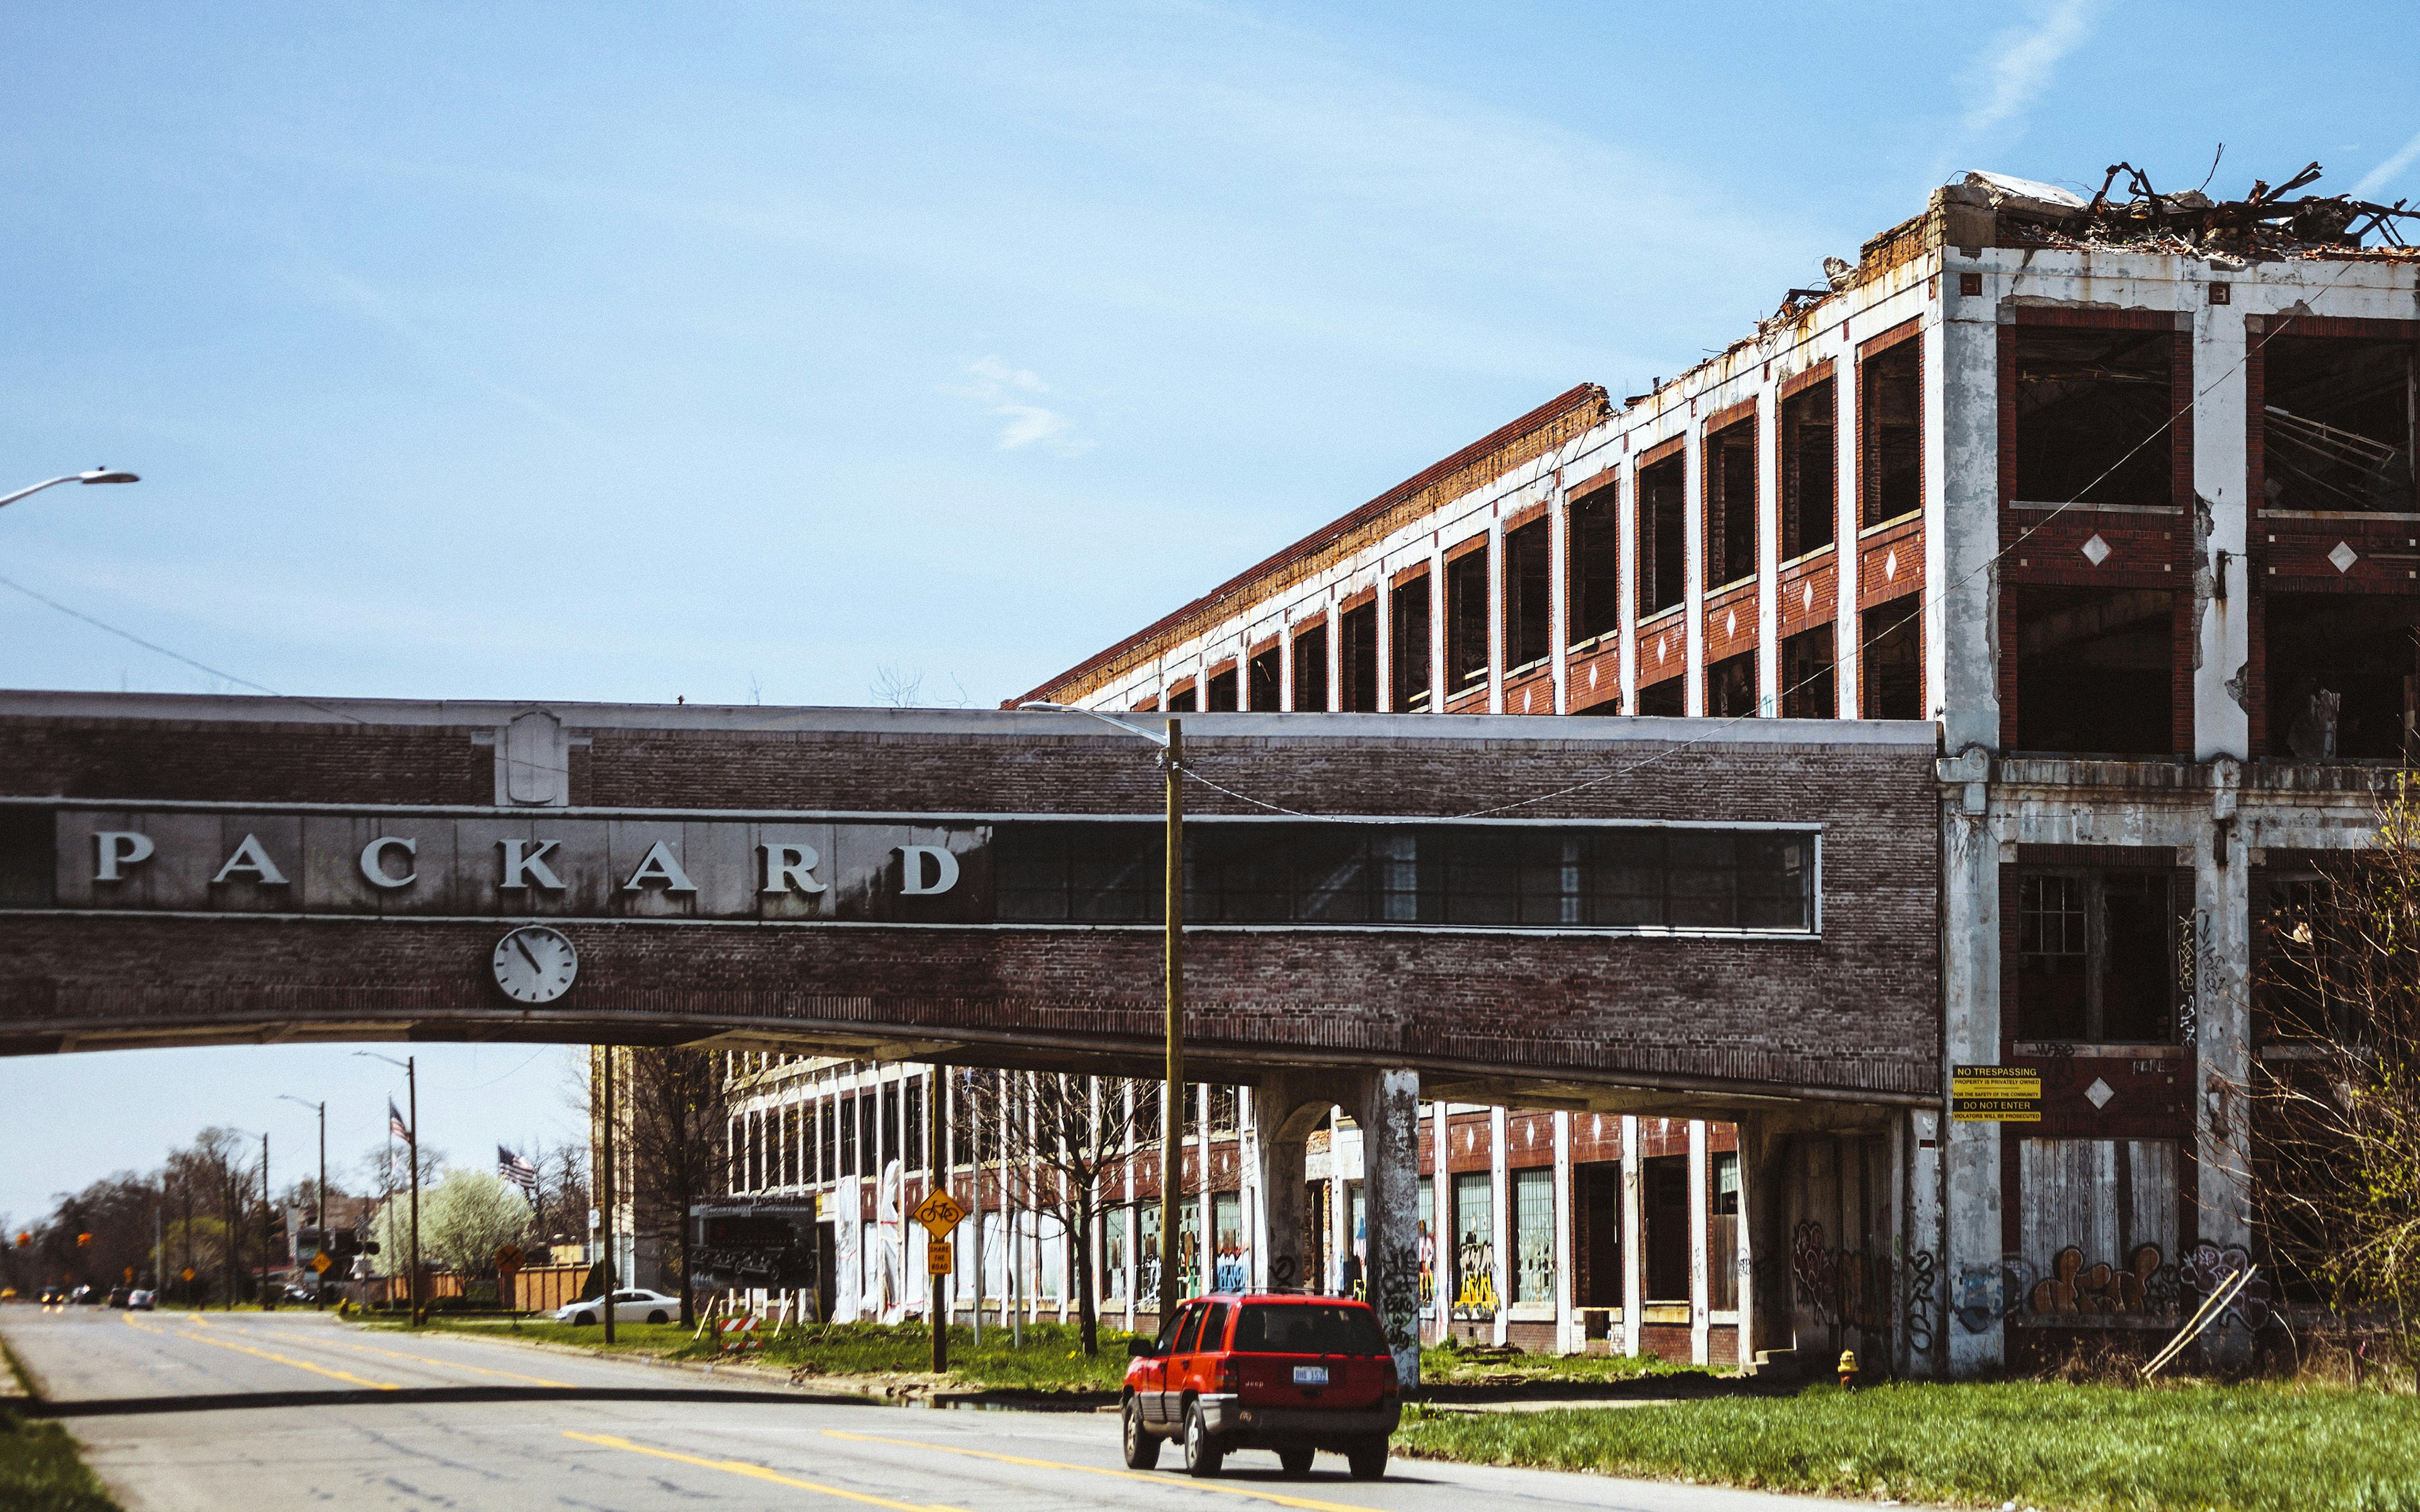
[514,936,544,973]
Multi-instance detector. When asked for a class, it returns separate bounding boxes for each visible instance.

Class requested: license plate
[1293,1365,1328,1386]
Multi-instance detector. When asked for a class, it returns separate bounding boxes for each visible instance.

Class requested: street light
[1018,699,1188,1326]
[354,1051,421,1327]
[278,1094,327,1310]
[0,467,139,512]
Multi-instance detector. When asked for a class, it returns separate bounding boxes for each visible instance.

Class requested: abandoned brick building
[716,166,2418,1376]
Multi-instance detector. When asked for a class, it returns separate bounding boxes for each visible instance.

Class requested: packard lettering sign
[41,810,984,922]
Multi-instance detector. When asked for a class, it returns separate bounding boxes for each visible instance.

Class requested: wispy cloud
[2354,129,2420,199]
[950,357,1093,456]
[1961,0,2095,140]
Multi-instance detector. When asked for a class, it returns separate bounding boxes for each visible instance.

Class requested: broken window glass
[2011,328,2174,510]
[2262,335,2416,513]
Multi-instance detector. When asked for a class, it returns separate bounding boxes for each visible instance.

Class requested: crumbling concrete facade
[1017,165,2419,1375]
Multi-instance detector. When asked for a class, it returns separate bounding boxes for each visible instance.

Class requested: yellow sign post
[926,1239,954,1276]
[1951,1065,2043,1122]
[912,1189,967,1239]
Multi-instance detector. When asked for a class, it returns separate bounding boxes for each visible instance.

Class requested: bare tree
[2254,774,2420,1360]
[619,1045,730,1326]
[955,1070,1153,1356]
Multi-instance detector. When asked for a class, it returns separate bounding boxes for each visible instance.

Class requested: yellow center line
[565,1432,972,1512]
[209,1326,579,1389]
[819,1428,1388,1512]
[124,1312,401,1390]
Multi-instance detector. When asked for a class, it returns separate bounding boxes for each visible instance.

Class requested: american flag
[388,1099,411,1140]
[497,1145,540,1199]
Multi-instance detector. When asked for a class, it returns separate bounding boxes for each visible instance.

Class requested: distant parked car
[70,1285,97,1306]
[107,1286,131,1309]
[39,1287,64,1307]
[553,1288,678,1327]
[127,1289,156,1311]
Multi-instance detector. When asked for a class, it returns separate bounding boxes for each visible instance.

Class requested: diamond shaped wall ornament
[1521,688,1531,711]
[2085,1077,2115,1110]
[1884,548,1899,580]
[1802,583,1816,612]
[1726,609,1738,638]
[2330,541,2359,574]
[1587,663,1598,689]
[2081,534,2112,566]
[1657,636,1668,665]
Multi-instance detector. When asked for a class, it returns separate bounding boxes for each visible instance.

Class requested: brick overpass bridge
[0,690,1942,1377]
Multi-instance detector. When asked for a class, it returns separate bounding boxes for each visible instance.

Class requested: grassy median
[0,1412,121,1512]
[1397,1380,2420,1511]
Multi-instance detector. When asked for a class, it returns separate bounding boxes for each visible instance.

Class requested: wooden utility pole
[601,1045,616,1344]
[1158,718,1185,1324]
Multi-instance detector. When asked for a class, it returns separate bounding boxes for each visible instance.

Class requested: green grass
[0,1412,120,1512]
[379,1315,1139,1392]
[1397,1380,2420,1512]
[1417,1340,1715,1388]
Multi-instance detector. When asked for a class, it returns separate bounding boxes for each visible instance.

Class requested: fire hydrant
[1837,1349,1860,1388]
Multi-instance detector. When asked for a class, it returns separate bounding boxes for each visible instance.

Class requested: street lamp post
[0,467,139,512]
[1018,701,1189,1326]
[355,1052,420,1326]
[279,1095,326,1309]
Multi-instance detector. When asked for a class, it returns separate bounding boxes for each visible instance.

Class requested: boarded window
[2012,328,2173,510]
[1339,600,1379,712]
[1445,548,1490,699]
[2017,1138,2179,1312]
[1390,575,1432,712]
[1292,624,1328,712]
[1569,484,1620,647]
[2262,335,2416,513]
[1639,452,1686,615]
[1782,379,1836,558]
[1862,338,1922,527]
[1502,518,1552,673]
[1704,415,1757,590]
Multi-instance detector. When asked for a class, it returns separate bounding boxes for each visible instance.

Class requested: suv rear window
[1231,1303,1388,1356]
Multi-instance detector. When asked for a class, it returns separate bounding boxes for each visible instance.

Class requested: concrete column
[2198,785,2255,1362]
[1351,1068,1425,1391]
[1239,1086,1260,1289]
[1683,424,1705,714]
[1552,1111,1574,1353]
[1428,542,1448,714]
[1835,338,1863,717]
[1939,267,2000,749]
[1550,490,1570,713]
[1252,1072,1328,1295]
[1733,1123,1756,1371]
[1431,1101,1451,1343]
[1197,1084,1214,1296]
[1902,1106,1943,1377]
[1485,524,1506,714]
[1942,781,2003,1377]
[2194,307,2251,760]
[1326,1107,1347,1293]
[1756,387,1781,715]
[1620,1114,1642,1356]
[1618,457,1639,713]
[1489,1105,1510,1346]
[1688,1120,1710,1366]
[1374,578,1392,714]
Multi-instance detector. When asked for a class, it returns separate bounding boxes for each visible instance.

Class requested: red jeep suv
[1122,1293,1401,1480]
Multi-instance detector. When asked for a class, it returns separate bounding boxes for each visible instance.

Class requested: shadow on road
[20,1385,880,1419]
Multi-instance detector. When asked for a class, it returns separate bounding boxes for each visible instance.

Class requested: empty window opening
[1445,548,1490,700]
[1291,624,1328,712]
[1390,576,1432,711]
[1780,624,1836,718]
[1860,602,1922,721]
[1782,379,1837,559]
[1639,452,1687,615]
[1569,484,1620,647]
[2012,586,2172,754]
[1339,600,1380,713]
[1643,1155,1688,1302]
[1861,338,1923,527]
[1705,416,1757,591]
[1248,646,1281,712]
[2265,592,2420,760]
[2011,328,2174,510]
[2014,868,2178,1043]
[1503,518,1552,673]
[2262,335,2417,513]
[1705,650,1756,718]
[1205,667,1237,712]
[1708,1152,1739,1312]
[1635,675,1685,717]
[1575,1162,1622,1308]
[1166,683,1197,713]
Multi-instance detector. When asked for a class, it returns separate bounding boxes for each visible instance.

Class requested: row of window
[993,822,1816,932]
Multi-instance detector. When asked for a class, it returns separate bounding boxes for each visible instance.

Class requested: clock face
[492,925,578,1004]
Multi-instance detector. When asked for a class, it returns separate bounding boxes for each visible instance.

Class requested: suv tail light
[1380,1356,1400,1399]
[1218,1360,1241,1393]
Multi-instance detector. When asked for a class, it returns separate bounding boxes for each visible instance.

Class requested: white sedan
[553,1288,680,1326]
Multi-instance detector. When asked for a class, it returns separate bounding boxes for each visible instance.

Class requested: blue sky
[3,1,2416,1223]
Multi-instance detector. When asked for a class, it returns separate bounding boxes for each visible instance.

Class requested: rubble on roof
[1949,161,2417,260]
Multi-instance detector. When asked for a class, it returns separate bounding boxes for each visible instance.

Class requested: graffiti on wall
[1903,1248,1939,1356]
[1453,1235,1498,1319]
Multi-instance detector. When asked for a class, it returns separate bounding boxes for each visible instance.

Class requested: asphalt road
[3,1305,1858,1512]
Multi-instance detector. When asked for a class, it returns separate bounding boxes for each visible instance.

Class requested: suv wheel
[1182,1402,1224,1478]
[1277,1447,1315,1477]
[1121,1397,1160,1470]
[1345,1437,1388,1480]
